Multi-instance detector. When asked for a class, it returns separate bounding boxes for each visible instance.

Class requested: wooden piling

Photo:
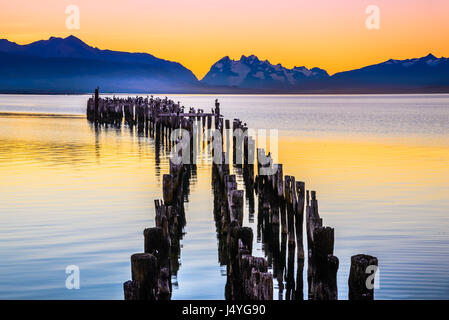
[348,254,378,300]
[127,253,159,300]
[99,90,377,301]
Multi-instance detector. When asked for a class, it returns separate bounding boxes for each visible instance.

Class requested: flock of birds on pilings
[86,89,378,300]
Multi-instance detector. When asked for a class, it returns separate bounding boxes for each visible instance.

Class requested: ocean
[0,94,448,299]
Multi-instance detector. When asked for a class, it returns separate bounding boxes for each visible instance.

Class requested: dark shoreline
[1,88,449,95]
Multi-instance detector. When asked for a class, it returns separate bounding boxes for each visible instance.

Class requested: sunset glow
[1,0,449,79]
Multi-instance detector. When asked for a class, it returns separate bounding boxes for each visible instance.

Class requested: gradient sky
[1,0,449,79]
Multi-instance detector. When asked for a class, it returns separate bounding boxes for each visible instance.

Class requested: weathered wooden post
[123,280,140,300]
[112,95,382,301]
[295,181,305,260]
[144,227,164,257]
[123,253,159,300]
[207,115,212,129]
[94,87,99,121]
[295,258,304,300]
[240,256,273,300]
[214,99,221,128]
[285,226,296,300]
[348,254,378,300]
[305,190,339,300]
[308,226,339,300]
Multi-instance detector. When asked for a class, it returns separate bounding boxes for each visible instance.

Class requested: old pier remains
[86,89,378,300]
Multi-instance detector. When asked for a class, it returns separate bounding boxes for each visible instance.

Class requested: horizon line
[2,34,447,80]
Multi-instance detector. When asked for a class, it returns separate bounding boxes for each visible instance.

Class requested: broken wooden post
[295,258,304,300]
[109,93,379,301]
[295,181,305,260]
[305,190,339,300]
[94,87,99,121]
[126,253,159,300]
[144,227,164,257]
[123,280,140,300]
[238,226,253,254]
[240,255,273,300]
[348,254,378,300]
[285,227,296,300]
[309,226,339,300]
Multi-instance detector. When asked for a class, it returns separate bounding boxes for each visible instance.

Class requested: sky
[1,0,449,79]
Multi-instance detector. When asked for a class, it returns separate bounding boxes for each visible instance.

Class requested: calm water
[0,94,449,300]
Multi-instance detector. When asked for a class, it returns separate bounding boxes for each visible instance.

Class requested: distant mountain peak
[202,54,329,88]
[65,35,80,40]
[0,35,199,92]
[45,35,86,45]
[0,38,21,52]
[218,56,231,62]
[0,38,16,44]
[380,53,447,68]
[240,54,260,64]
[1,35,448,93]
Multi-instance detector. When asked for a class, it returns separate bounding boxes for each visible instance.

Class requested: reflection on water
[0,94,449,299]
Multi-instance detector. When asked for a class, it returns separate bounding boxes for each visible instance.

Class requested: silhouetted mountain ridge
[326,53,449,91]
[0,35,448,93]
[0,35,198,93]
[202,53,449,92]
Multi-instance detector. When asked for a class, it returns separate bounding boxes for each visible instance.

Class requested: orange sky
[1,0,449,79]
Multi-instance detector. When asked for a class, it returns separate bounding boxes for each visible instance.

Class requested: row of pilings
[87,88,220,135]
[87,89,378,300]
[122,136,193,300]
[211,142,273,300]
[211,110,378,300]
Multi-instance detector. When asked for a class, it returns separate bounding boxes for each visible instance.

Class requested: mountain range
[201,55,329,90]
[0,35,198,93]
[0,35,448,93]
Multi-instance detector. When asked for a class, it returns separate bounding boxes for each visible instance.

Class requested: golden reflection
[277,136,449,205]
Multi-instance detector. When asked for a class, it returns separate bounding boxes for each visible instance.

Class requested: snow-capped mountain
[379,54,448,68]
[201,53,449,92]
[201,55,329,89]
[0,35,448,94]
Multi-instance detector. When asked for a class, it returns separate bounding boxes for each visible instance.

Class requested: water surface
[0,94,448,299]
